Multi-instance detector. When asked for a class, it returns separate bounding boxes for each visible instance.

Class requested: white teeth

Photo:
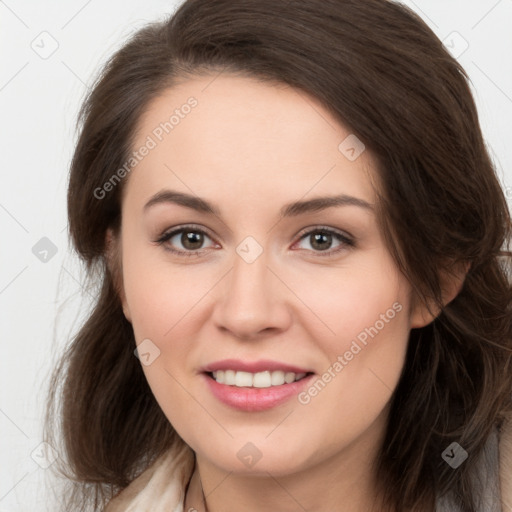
[271,370,285,386]
[284,372,296,384]
[253,371,272,388]
[211,370,308,387]
[235,371,253,387]
[224,369,236,385]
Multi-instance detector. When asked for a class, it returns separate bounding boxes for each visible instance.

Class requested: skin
[113,74,451,512]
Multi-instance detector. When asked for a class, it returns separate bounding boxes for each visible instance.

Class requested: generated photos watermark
[93,96,198,200]
[298,301,403,405]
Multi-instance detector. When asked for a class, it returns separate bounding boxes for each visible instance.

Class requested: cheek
[286,251,411,420]
[283,251,409,357]
[288,266,410,462]
[121,238,214,341]
[120,243,211,429]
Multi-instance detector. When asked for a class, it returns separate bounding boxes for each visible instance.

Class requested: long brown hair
[45,0,512,510]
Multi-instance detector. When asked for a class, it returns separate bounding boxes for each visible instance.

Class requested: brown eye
[180,231,205,250]
[294,227,354,256]
[156,226,217,256]
[309,232,333,251]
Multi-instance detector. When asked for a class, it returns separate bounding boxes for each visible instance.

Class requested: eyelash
[154,224,355,258]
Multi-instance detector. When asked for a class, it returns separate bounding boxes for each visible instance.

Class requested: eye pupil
[182,231,203,250]
[311,232,332,251]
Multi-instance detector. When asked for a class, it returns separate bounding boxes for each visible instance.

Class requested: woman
[46,0,512,510]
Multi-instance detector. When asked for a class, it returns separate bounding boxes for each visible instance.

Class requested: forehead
[125,73,378,209]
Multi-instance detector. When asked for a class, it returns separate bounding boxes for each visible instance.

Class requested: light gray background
[1,1,511,510]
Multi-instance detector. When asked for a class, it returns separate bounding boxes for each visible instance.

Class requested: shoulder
[500,415,512,511]
[105,443,195,512]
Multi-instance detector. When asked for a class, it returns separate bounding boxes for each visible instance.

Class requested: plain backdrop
[1,1,511,510]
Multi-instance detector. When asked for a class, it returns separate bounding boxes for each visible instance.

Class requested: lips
[200,359,315,411]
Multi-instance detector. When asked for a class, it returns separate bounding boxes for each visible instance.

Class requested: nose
[211,247,293,340]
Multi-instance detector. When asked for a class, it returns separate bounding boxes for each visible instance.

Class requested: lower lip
[203,373,314,412]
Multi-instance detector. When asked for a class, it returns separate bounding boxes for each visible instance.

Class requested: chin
[198,437,316,477]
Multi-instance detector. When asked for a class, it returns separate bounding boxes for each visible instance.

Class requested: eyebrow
[143,189,373,217]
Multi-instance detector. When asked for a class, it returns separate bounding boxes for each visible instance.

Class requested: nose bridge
[227,244,274,314]
[231,245,270,299]
[212,240,291,338]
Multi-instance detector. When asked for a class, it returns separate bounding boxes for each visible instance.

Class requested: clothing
[105,419,512,511]
[106,442,195,512]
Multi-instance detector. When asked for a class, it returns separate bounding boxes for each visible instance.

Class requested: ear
[410,261,470,329]
[105,228,132,323]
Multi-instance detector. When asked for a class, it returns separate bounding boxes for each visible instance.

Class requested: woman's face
[117,74,425,477]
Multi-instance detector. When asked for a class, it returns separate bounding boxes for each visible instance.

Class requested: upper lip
[201,359,313,374]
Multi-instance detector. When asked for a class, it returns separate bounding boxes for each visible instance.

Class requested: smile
[203,372,315,412]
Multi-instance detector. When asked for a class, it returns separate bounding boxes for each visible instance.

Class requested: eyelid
[294,224,355,242]
[155,223,216,240]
